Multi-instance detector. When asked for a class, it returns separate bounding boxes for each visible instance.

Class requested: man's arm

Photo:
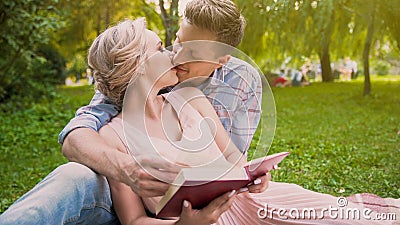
[58,90,119,145]
[60,91,121,175]
[62,128,129,180]
[60,92,179,196]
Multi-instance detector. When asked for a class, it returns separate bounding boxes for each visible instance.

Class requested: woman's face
[144,29,178,88]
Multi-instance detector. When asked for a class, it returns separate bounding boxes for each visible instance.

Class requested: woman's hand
[175,190,237,225]
[241,172,271,194]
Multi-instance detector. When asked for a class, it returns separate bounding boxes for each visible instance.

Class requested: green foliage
[163,0,179,46]
[0,85,95,212]
[57,0,163,58]
[374,61,391,75]
[67,54,87,77]
[36,44,67,84]
[378,0,400,49]
[237,0,399,81]
[0,0,65,103]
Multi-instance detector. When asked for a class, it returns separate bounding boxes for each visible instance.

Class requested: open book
[155,151,290,218]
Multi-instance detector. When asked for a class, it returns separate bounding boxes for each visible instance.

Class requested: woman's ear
[218,55,231,65]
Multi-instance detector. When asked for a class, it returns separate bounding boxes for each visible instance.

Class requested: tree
[343,0,400,95]
[0,0,64,102]
[238,0,354,82]
[57,0,161,58]
[132,0,179,47]
[361,0,376,96]
[380,0,400,51]
[238,0,399,96]
[158,0,179,46]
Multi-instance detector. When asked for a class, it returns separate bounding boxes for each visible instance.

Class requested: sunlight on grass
[352,74,400,83]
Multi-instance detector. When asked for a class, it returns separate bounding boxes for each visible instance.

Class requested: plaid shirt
[58,57,262,153]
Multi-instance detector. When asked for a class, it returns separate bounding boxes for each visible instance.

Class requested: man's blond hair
[184,0,246,47]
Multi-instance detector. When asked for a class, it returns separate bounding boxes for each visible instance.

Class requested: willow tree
[340,0,400,95]
[238,0,354,82]
[379,0,400,51]
[363,0,399,95]
[57,0,180,60]
[57,0,162,59]
[355,0,376,96]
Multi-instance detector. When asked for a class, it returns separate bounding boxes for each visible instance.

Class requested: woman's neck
[122,77,164,121]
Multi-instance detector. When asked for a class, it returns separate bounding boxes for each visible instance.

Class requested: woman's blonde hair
[89,18,147,107]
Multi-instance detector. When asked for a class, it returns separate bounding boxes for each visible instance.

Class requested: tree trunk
[159,0,179,47]
[363,2,376,96]
[96,13,101,36]
[319,9,335,82]
[105,1,111,28]
[164,20,174,47]
[319,47,333,82]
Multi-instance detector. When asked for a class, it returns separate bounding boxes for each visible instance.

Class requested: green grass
[1,78,399,213]
[251,76,400,199]
[0,85,95,212]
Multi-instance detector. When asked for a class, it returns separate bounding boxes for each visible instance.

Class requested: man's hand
[120,154,181,197]
[62,128,181,197]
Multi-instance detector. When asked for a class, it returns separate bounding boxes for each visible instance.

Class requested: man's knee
[54,162,103,186]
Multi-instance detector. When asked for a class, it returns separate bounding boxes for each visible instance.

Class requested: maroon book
[155,152,290,218]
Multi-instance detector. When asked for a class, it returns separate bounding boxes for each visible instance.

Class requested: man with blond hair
[0,0,267,224]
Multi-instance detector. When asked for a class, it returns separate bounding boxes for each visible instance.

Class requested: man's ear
[218,55,231,65]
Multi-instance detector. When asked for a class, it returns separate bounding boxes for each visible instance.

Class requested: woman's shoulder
[168,87,215,118]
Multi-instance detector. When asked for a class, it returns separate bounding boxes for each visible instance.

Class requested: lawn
[1,77,399,213]
[258,76,400,198]
[0,85,95,212]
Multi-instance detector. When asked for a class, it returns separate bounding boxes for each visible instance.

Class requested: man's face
[172,19,226,82]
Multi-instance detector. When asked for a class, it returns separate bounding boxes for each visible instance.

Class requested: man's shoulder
[225,56,253,70]
[220,56,262,86]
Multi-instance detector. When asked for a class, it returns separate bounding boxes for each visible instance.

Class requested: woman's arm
[100,124,236,225]
[108,177,178,225]
[99,125,179,225]
[176,87,270,193]
[175,87,247,167]
[108,175,236,225]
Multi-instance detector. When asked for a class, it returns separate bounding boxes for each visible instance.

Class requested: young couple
[1,0,398,225]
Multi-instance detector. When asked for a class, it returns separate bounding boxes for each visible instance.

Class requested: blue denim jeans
[0,162,120,225]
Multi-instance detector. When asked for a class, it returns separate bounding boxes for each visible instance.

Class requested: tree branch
[170,0,178,17]
[141,0,157,14]
[158,0,169,31]
[339,2,363,17]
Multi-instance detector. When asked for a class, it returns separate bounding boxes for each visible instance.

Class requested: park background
[0,0,399,213]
